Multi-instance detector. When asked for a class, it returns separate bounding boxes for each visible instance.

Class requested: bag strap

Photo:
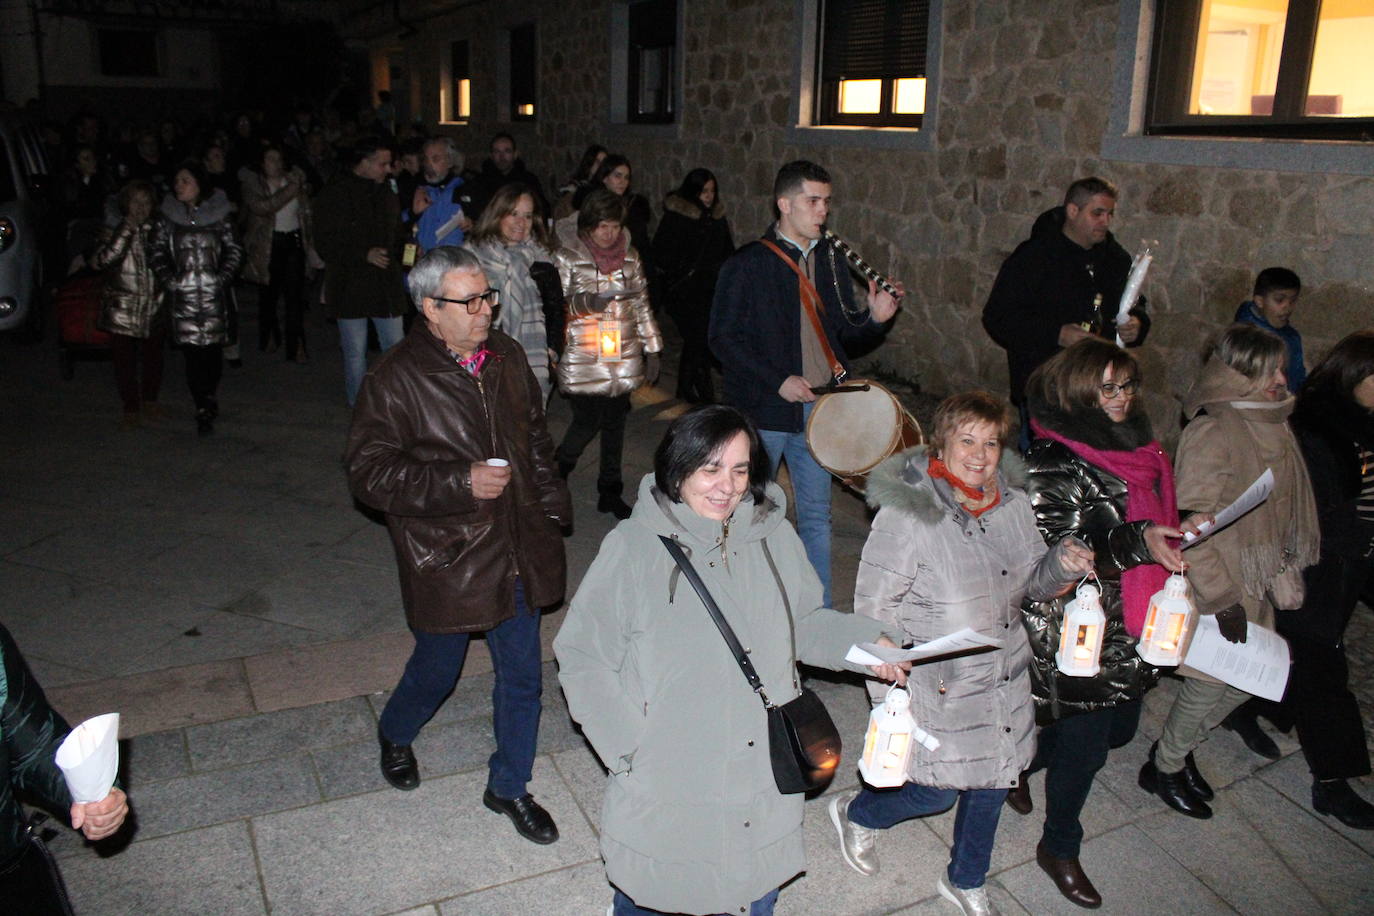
[758,238,846,384]
[659,535,775,708]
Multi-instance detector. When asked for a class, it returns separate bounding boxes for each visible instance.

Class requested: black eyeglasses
[1100,379,1139,399]
[431,288,500,314]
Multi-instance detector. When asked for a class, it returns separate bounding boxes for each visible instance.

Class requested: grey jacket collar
[865,444,1027,531]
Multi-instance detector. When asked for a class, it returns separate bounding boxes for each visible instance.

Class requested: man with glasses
[982,176,1150,450]
[345,247,572,845]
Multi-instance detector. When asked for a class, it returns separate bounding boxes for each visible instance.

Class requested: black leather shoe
[1182,750,1214,801]
[557,461,575,479]
[597,492,632,520]
[1220,708,1280,760]
[1006,771,1033,815]
[1139,751,1212,819]
[1036,841,1101,908]
[378,728,419,791]
[483,789,559,844]
[195,410,214,437]
[1313,778,1374,830]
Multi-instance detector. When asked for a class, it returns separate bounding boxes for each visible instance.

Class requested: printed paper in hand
[1182,468,1274,550]
[55,713,120,804]
[847,628,1004,667]
[1182,616,1290,702]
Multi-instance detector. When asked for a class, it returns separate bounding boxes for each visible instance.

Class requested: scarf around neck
[927,456,1001,517]
[583,230,627,276]
[1031,417,1178,636]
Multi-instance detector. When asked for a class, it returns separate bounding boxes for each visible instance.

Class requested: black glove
[644,352,661,386]
[1214,603,1248,643]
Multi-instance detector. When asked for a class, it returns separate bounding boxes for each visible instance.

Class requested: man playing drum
[709,160,902,605]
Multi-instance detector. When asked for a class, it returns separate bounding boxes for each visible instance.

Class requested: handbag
[659,535,842,794]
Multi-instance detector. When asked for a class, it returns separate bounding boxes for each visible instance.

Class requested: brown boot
[1005,771,1032,815]
[1036,841,1101,908]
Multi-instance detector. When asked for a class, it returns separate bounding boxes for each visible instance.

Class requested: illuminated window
[447,40,471,122]
[510,23,536,121]
[816,0,930,127]
[1147,0,1374,139]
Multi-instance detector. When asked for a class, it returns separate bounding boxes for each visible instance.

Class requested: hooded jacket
[982,206,1149,403]
[651,191,734,327]
[148,189,242,346]
[1021,396,1163,721]
[552,218,662,397]
[856,446,1075,785]
[555,475,888,915]
[344,324,572,632]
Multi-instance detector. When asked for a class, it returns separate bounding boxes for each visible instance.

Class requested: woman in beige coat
[1140,324,1319,818]
[240,143,317,361]
[553,188,663,519]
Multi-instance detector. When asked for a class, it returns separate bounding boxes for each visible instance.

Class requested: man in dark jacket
[1,623,129,909]
[344,247,572,845]
[462,133,550,224]
[313,137,409,406]
[709,160,900,604]
[982,177,1149,447]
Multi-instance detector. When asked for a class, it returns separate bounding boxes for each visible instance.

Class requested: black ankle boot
[1221,707,1280,760]
[1313,778,1374,830]
[1140,744,1212,818]
[597,485,632,520]
[557,461,575,480]
[196,409,214,437]
[1182,750,1214,801]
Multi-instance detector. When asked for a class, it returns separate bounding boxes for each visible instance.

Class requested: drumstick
[810,383,872,395]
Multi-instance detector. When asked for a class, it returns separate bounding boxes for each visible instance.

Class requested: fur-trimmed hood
[159,188,233,227]
[1027,392,1157,451]
[661,190,725,221]
[865,444,1027,525]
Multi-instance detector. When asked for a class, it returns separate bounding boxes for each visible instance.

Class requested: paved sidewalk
[3,308,1372,915]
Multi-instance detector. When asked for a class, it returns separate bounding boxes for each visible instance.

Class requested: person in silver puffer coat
[149,160,242,435]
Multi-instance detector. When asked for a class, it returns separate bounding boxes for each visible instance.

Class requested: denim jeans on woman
[848,782,1008,889]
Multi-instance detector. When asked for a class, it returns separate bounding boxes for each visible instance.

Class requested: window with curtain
[1146,0,1374,139]
[815,0,930,127]
[448,40,471,122]
[628,0,677,123]
[510,23,536,120]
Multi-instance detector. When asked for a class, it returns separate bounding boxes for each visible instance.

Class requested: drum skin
[806,380,922,490]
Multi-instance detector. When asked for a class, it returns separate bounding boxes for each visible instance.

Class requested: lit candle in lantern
[1137,572,1196,666]
[1056,579,1106,677]
[859,686,928,788]
[597,320,622,360]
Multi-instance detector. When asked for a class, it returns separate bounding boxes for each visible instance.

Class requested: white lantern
[1056,580,1106,677]
[859,686,917,788]
[597,319,623,361]
[1137,572,1196,666]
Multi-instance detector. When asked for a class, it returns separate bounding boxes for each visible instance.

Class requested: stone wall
[374,0,1373,418]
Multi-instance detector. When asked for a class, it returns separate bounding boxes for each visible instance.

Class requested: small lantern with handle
[1137,572,1196,666]
[859,685,916,788]
[1056,577,1106,677]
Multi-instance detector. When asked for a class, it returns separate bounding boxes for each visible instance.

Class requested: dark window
[449,40,471,121]
[510,23,537,120]
[628,0,676,124]
[815,0,929,128]
[1147,0,1374,140]
[97,29,160,78]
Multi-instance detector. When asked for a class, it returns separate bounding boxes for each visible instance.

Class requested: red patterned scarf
[927,456,1001,517]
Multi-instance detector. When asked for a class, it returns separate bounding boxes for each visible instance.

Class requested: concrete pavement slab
[224,553,401,638]
[0,496,79,556]
[112,533,299,609]
[252,758,598,916]
[0,558,85,621]
[47,658,254,737]
[123,728,192,785]
[186,695,376,770]
[438,861,612,914]
[1258,752,1374,857]
[61,821,267,916]
[549,746,607,834]
[127,752,320,840]
[6,515,194,581]
[138,606,327,669]
[325,521,397,570]
[243,631,414,713]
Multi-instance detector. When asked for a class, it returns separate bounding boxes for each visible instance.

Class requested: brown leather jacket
[344,324,572,632]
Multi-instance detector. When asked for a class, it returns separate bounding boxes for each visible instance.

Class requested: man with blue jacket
[709,160,900,604]
[407,137,471,253]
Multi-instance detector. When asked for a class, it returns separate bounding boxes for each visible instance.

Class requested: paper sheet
[1182,616,1290,702]
[1181,468,1274,550]
[846,628,1004,667]
[55,713,120,804]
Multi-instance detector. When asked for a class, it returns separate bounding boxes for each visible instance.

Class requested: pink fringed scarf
[1031,420,1179,636]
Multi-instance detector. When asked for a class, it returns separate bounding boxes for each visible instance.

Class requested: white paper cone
[55,712,120,804]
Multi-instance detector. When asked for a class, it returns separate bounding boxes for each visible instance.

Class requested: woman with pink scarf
[1012,339,1207,909]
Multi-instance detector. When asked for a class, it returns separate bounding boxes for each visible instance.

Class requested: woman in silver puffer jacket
[149,160,242,435]
[552,188,663,519]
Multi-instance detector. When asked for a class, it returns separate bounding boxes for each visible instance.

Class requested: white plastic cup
[486,458,509,467]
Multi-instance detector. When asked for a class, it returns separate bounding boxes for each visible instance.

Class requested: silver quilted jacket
[149,190,243,346]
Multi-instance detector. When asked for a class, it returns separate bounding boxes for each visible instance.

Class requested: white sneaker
[938,872,1000,916]
[828,790,880,876]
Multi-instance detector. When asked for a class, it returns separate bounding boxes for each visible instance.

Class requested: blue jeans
[378,579,542,799]
[611,888,778,916]
[339,316,404,406]
[758,402,831,605]
[848,782,1008,889]
[1028,699,1141,858]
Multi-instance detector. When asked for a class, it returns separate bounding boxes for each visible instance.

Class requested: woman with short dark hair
[149,160,243,435]
[555,404,908,916]
[552,188,663,518]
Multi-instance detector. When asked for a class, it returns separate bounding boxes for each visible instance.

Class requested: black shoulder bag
[658,535,841,794]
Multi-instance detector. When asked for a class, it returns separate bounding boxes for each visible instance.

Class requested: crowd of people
[7,103,1373,916]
